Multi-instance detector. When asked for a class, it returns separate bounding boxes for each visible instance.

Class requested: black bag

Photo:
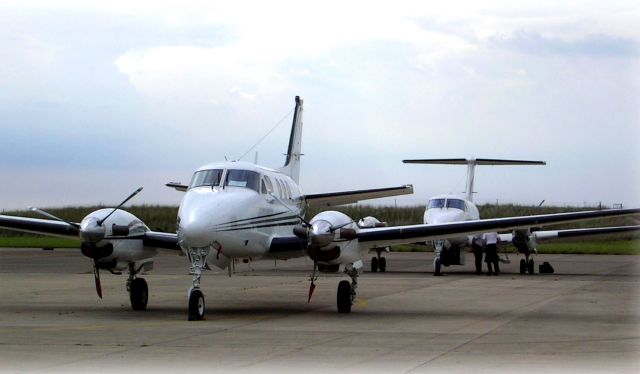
[539,261,554,274]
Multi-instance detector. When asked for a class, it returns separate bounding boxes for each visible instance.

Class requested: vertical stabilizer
[278,96,304,183]
[402,158,546,202]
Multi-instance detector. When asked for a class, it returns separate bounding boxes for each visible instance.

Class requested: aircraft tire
[527,259,535,275]
[188,289,205,321]
[519,259,526,274]
[337,280,352,313]
[379,257,386,272]
[371,257,378,272]
[129,278,148,311]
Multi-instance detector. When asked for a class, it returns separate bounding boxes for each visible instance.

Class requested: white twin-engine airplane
[1,96,639,321]
[395,158,640,276]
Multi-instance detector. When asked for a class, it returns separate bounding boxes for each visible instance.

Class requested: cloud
[490,31,640,57]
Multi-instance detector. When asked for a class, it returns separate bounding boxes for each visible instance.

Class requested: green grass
[0,236,81,248]
[535,240,640,255]
[0,236,637,255]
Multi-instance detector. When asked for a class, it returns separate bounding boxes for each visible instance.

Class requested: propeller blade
[93,262,103,299]
[97,187,143,226]
[28,207,80,230]
[308,261,318,303]
[307,282,316,303]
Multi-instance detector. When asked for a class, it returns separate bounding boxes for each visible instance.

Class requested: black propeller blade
[97,187,143,226]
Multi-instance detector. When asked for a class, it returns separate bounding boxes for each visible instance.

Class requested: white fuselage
[177,161,303,260]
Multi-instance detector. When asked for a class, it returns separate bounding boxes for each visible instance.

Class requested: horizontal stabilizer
[403,158,546,166]
[166,182,188,192]
[305,185,413,208]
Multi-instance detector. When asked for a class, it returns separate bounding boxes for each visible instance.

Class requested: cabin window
[283,181,292,200]
[224,169,260,192]
[276,179,285,199]
[189,169,223,189]
[428,199,445,209]
[446,199,466,211]
[262,175,274,194]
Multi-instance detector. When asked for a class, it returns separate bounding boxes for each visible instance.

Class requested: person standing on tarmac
[483,232,500,276]
[471,236,484,275]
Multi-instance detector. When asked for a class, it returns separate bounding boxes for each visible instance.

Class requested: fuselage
[424,194,480,248]
[177,161,305,260]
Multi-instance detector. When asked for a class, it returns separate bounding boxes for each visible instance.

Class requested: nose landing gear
[186,246,211,321]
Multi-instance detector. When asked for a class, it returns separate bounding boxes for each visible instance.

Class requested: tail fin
[402,158,546,202]
[278,96,304,183]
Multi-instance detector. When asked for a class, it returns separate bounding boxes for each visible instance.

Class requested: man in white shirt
[483,232,500,275]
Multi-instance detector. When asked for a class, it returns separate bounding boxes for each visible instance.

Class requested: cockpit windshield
[224,169,260,192]
[189,169,223,189]
[446,199,466,211]
[428,199,445,209]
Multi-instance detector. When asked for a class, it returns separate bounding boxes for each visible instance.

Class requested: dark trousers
[485,244,499,274]
[472,245,483,274]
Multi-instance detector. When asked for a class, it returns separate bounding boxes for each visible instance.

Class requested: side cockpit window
[446,199,466,211]
[262,175,274,194]
[225,169,260,192]
[189,169,223,189]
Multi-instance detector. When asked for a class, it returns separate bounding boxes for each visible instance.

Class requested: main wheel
[337,280,352,313]
[188,289,205,321]
[129,278,148,311]
[371,257,379,272]
[519,259,526,274]
[527,259,535,275]
[379,257,387,272]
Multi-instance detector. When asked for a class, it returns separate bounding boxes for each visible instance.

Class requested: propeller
[28,207,80,232]
[97,187,143,226]
[30,187,143,299]
[94,262,103,299]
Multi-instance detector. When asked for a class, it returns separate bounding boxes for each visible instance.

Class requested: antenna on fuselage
[402,158,546,202]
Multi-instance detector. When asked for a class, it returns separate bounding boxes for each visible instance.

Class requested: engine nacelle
[79,209,158,270]
[304,211,360,265]
[357,216,388,228]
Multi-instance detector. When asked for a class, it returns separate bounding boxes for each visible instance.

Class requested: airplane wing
[357,209,640,249]
[0,215,79,238]
[142,231,180,250]
[305,185,413,208]
[498,225,640,243]
[0,214,181,251]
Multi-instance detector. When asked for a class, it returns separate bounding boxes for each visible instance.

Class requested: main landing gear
[187,246,210,321]
[127,263,148,311]
[520,256,535,275]
[370,248,387,272]
[337,264,359,313]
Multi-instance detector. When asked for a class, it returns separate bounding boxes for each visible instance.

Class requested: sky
[1,0,639,211]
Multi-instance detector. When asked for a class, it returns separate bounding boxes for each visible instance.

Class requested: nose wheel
[188,289,205,321]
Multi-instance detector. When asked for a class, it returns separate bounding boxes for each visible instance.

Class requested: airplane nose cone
[179,215,212,248]
[426,210,466,225]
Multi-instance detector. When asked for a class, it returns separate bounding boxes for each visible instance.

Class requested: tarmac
[1,248,638,373]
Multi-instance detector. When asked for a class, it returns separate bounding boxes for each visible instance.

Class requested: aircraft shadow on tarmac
[4,301,636,324]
